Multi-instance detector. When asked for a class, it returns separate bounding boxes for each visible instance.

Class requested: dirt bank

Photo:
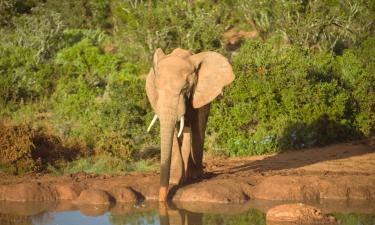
[0,139,374,205]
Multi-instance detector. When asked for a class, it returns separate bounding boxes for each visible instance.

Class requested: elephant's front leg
[181,127,191,177]
[169,127,184,185]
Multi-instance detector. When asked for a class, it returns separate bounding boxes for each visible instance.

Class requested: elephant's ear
[153,48,166,66]
[189,52,235,108]
[146,48,166,113]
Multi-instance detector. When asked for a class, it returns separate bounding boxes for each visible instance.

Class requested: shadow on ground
[221,139,374,175]
[210,114,374,175]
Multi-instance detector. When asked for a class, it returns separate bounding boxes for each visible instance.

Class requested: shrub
[112,0,226,64]
[207,40,360,156]
[0,120,36,173]
[0,46,55,103]
[338,37,375,135]
[52,36,154,160]
[42,0,97,29]
[11,7,64,62]
[94,74,154,159]
[238,0,375,53]
[90,0,112,30]
[0,120,86,174]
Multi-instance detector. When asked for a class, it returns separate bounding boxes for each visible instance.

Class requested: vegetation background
[0,0,374,174]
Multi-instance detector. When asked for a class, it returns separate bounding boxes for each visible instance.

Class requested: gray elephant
[145,48,234,201]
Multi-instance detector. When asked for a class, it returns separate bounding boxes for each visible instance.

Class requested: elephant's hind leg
[189,103,210,179]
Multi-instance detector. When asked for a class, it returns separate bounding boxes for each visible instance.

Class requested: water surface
[0,200,374,225]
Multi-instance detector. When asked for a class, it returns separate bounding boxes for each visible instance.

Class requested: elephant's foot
[186,167,204,180]
[159,186,168,202]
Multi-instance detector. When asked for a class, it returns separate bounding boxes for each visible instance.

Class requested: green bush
[238,0,375,53]
[90,0,112,30]
[338,37,375,135]
[0,46,55,102]
[10,7,64,62]
[42,0,99,29]
[207,40,366,156]
[0,4,64,103]
[112,0,226,64]
[52,36,154,160]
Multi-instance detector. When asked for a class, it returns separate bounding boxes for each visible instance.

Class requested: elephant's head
[145,48,234,200]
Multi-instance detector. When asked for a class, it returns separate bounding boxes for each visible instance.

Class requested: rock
[0,183,56,202]
[252,176,308,200]
[76,189,112,205]
[266,203,336,224]
[54,183,82,200]
[173,179,250,203]
[111,186,139,203]
[252,175,375,201]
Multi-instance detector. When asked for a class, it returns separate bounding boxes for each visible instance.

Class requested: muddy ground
[0,139,374,209]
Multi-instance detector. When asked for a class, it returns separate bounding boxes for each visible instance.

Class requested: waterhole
[0,200,374,225]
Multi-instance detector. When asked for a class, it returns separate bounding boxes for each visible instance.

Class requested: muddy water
[0,200,374,225]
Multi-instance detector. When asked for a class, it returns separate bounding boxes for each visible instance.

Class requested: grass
[47,155,158,176]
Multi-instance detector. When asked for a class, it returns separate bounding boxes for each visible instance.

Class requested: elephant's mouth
[147,114,185,137]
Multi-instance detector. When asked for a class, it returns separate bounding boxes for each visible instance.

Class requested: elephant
[145,48,235,201]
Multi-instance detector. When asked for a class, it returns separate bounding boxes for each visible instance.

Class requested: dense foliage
[208,37,375,155]
[0,0,374,172]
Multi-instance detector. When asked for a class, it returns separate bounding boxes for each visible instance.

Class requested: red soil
[0,139,374,207]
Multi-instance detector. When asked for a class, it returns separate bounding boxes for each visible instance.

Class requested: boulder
[0,183,56,202]
[173,179,250,203]
[76,189,112,205]
[266,203,336,224]
[112,186,139,203]
[54,183,82,200]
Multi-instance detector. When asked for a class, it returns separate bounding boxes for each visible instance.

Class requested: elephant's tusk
[147,115,158,132]
[177,116,184,138]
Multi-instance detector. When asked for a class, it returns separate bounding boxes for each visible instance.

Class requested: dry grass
[0,119,89,174]
[0,120,36,173]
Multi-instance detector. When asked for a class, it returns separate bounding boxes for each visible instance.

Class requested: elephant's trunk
[157,93,184,200]
[159,116,176,188]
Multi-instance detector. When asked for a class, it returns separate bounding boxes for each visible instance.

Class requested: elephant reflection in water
[159,203,202,225]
